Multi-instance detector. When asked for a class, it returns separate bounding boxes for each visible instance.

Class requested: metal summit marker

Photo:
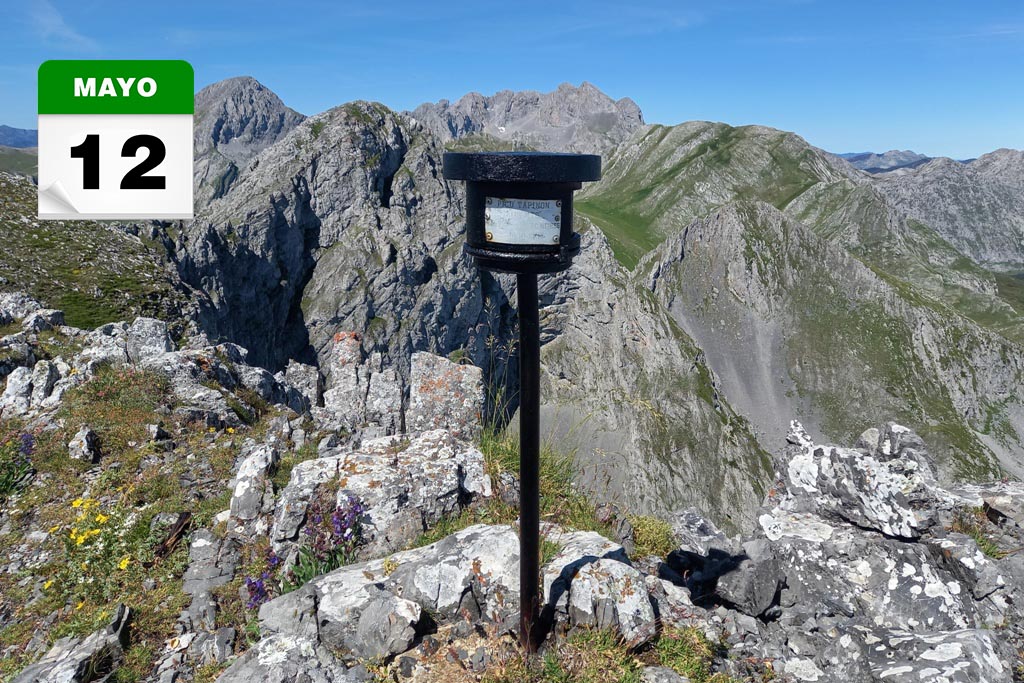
[442,151,601,651]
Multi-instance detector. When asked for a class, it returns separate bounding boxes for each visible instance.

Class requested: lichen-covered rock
[21,308,64,332]
[778,420,931,538]
[215,635,367,683]
[0,292,42,320]
[542,528,630,629]
[640,667,690,683]
[230,443,279,522]
[0,365,32,416]
[11,604,130,683]
[67,426,100,463]
[260,525,520,661]
[278,359,322,409]
[125,317,174,362]
[29,360,59,408]
[270,429,491,555]
[567,558,657,647]
[860,628,1011,682]
[407,352,483,440]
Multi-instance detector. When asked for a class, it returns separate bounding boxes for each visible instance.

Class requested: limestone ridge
[872,148,1024,270]
[411,81,644,154]
[193,76,306,207]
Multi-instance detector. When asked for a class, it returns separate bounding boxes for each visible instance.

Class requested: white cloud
[29,0,98,51]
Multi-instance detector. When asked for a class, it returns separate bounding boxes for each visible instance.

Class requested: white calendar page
[38,114,193,219]
[37,60,194,220]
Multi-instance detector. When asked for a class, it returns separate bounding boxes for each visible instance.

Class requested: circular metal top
[442,152,601,183]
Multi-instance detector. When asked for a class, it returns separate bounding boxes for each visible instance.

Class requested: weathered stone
[215,634,365,683]
[261,525,520,661]
[126,317,174,362]
[567,558,657,646]
[230,444,279,522]
[21,309,64,332]
[12,604,129,683]
[780,421,928,538]
[714,551,782,618]
[29,360,59,407]
[641,666,690,683]
[280,360,322,408]
[365,366,401,434]
[0,292,42,320]
[407,352,483,440]
[67,426,100,463]
[860,628,1011,682]
[671,508,729,555]
[0,366,32,416]
[271,430,491,555]
[542,528,630,628]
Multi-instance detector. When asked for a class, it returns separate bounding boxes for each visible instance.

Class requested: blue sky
[1,0,1021,158]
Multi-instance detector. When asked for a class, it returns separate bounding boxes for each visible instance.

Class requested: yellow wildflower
[76,536,86,546]
[69,367,79,376]
[208,427,216,433]
[226,427,236,434]
[43,579,53,590]
[118,557,131,570]
[71,498,83,508]
[81,561,88,569]
[76,601,84,610]
[88,529,101,537]
[69,529,78,539]
[48,525,59,534]
[95,513,109,524]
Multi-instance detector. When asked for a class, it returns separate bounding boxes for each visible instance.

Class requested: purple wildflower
[244,575,270,609]
[18,434,34,459]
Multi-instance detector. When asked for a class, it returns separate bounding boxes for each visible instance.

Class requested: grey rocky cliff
[178,99,518,382]
[872,148,1024,271]
[412,81,644,154]
[193,76,306,208]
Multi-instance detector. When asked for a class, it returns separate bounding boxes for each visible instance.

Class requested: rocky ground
[1,292,1022,682]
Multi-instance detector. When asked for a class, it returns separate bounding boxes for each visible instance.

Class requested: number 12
[70,134,167,190]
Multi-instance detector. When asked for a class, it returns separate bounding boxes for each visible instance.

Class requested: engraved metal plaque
[484,197,561,245]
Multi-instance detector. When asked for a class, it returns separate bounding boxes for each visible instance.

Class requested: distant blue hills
[0,126,37,148]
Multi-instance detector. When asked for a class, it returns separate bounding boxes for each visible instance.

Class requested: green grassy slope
[0,146,37,176]
[0,173,187,329]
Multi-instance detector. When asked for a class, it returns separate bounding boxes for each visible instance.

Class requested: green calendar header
[38,60,194,115]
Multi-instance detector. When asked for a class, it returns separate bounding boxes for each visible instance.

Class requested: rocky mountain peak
[411,81,643,154]
[193,76,306,206]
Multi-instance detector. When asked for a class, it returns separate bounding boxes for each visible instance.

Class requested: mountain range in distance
[0,110,990,176]
[2,78,1023,530]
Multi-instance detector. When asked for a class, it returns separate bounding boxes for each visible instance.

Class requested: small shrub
[656,627,737,683]
[629,515,676,559]
[952,507,1006,559]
